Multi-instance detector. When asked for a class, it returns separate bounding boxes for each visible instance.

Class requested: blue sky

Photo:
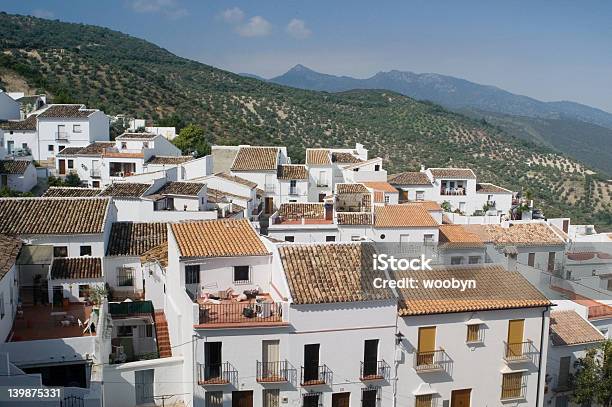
[3,0,612,112]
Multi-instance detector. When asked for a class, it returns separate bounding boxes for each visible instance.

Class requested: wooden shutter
[501,372,523,399]
[507,319,524,356]
[466,324,480,342]
[415,394,432,407]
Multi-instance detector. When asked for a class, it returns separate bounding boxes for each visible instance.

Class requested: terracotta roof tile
[279,243,394,305]
[56,147,84,156]
[344,158,382,170]
[0,114,37,131]
[332,152,362,164]
[146,155,193,165]
[107,222,167,256]
[99,183,151,198]
[306,149,331,165]
[214,172,258,189]
[336,212,373,225]
[388,171,431,185]
[116,132,158,140]
[439,225,484,248]
[50,257,102,280]
[38,104,96,119]
[76,142,115,156]
[279,203,325,220]
[395,265,551,316]
[374,205,439,228]
[402,200,442,211]
[0,235,22,281]
[430,168,476,179]
[465,223,566,246]
[140,243,168,268]
[0,198,109,235]
[550,310,605,346]
[362,182,398,193]
[336,183,369,194]
[153,182,204,197]
[476,183,512,194]
[43,187,102,198]
[0,160,30,175]
[231,147,279,171]
[277,164,308,180]
[171,219,269,258]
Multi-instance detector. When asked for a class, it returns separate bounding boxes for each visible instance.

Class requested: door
[332,393,350,407]
[363,339,379,377]
[507,319,525,357]
[0,175,7,188]
[303,344,320,382]
[450,389,471,407]
[399,189,408,202]
[325,204,333,220]
[558,356,571,388]
[262,340,280,378]
[417,327,436,366]
[265,197,274,215]
[548,252,556,272]
[562,220,569,233]
[528,253,535,267]
[134,369,154,405]
[205,342,223,380]
[7,140,14,154]
[59,159,66,175]
[319,193,326,203]
[232,391,253,407]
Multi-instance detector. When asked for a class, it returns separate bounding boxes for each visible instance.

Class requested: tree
[572,340,612,407]
[156,114,185,132]
[172,123,210,158]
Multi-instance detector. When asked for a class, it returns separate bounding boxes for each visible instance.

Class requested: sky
[3,0,612,112]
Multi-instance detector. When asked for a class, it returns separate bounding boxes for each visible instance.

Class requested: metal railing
[414,349,448,372]
[300,364,332,386]
[256,360,295,382]
[360,360,390,381]
[55,131,68,141]
[198,302,284,325]
[501,373,527,400]
[198,362,238,385]
[289,187,299,195]
[440,188,466,196]
[504,340,533,363]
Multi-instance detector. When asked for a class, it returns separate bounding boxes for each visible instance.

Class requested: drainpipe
[535,306,549,407]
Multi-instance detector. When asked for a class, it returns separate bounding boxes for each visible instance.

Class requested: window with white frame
[451,256,463,265]
[185,265,200,285]
[384,195,390,203]
[73,124,82,133]
[233,266,250,283]
[416,191,425,201]
[468,256,481,264]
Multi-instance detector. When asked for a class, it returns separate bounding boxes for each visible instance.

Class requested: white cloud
[236,16,272,38]
[219,7,245,24]
[32,9,55,19]
[129,0,188,19]
[286,18,311,39]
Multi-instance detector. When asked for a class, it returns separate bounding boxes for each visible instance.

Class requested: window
[67,159,74,169]
[263,389,280,407]
[501,372,524,400]
[53,246,68,258]
[466,324,483,343]
[374,164,380,171]
[384,195,390,203]
[284,236,295,242]
[80,245,92,256]
[58,145,65,152]
[416,191,425,201]
[415,395,432,407]
[0,294,4,319]
[79,285,90,298]
[205,391,223,407]
[451,256,463,265]
[143,142,149,148]
[351,236,361,241]
[185,265,200,285]
[362,387,380,407]
[117,267,134,286]
[528,253,535,267]
[233,266,250,283]
[117,325,133,337]
[468,256,481,264]
[326,236,336,242]
[423,234,434,244]
[73,124,82,133]
[48,145,54,152]
[121,142,127,150]
[303,393,321,407]
[22,143,27,149]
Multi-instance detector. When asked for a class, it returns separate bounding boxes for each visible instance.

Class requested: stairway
[154,310,172,358]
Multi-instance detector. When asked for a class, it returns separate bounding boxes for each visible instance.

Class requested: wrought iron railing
[360,360,390,381]
[256,360,295,382]
[198,362,238,385]
[414,349,448,372]
[503,340,533,362]
[300,364,332,386]
[198,302,283,325]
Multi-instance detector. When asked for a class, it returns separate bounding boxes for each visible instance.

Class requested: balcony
[503,340,534,364]
[198,362,238,386]
[55,131,68,141]
[300,364,332,386]
[360,360,390,381]
[413,349,448,373]
[440,187,466,196]
[256,360,296,383]
[196,297,286,328]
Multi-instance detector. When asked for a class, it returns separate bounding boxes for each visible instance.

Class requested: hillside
[270,66,612,174]
[0,12,610,229]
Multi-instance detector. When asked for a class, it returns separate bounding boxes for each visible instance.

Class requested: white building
[0,91,20,121]
[0,114,38,159]
[276,164,309,204]
[0,235,22,343]
[0,159,37,192]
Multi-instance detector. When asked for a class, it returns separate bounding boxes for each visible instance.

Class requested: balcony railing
[300,364,332,386]
[504,340,534,363]
[440,188,466,196]
[198,362,238,385]
[55,131,68,141]
[360,360,390,381]
[487,200,496,208]
[198,301,284,326]
[414,349,448,372]
[256,360,295,383]
[289,187,299,195]
[501,373,527,401]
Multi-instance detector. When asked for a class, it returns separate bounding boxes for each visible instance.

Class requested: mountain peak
[289,64,315,73]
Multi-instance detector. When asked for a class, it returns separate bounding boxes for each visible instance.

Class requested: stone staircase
[154,310,172,358]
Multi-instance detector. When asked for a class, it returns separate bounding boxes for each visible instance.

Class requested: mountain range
[0,12,610,229]
[262,65,612,174]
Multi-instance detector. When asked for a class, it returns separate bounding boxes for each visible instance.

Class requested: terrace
[10,303,94,342]
[440,180,467,196]
[194,293,287,328]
